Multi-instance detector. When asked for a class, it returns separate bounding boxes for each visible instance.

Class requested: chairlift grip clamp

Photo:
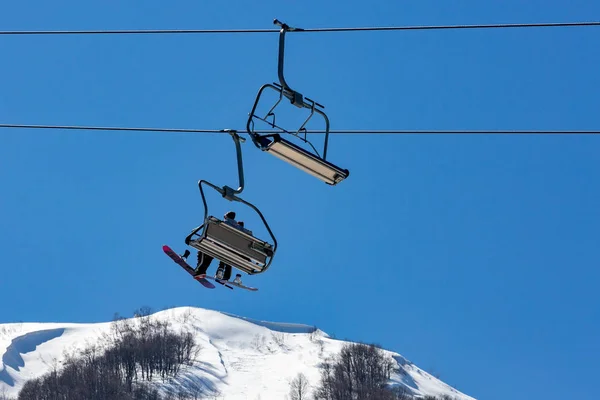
[221,128,246,143]
[273,19,304,32]
[222,186,239,201]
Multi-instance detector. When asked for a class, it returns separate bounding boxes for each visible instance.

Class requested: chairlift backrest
[187,216,274,275]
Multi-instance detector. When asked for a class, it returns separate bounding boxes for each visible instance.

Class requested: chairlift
[184,130,277,275]
[246,19,350,186]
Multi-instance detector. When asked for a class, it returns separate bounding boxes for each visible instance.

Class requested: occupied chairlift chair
[185,130,277,276]
[246,19,350,186]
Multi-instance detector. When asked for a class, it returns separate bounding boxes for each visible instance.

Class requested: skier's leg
[223,264,232,281]
[195,252,213,275]
[215,261,226,280]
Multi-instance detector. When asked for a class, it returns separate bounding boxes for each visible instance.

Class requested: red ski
[162,245,215,289]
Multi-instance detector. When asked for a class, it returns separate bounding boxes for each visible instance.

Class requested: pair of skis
[162,245,258,291]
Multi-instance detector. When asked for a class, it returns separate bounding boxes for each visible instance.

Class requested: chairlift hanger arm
[245,19,346,181]
[273,19,309,109]
[221,129,246,197]
[246,19,327,141]
[274,19,303,97]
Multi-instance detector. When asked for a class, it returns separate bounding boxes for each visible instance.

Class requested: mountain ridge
[0,306,476,399]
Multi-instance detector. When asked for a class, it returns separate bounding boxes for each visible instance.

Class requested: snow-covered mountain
[0,307,475,399]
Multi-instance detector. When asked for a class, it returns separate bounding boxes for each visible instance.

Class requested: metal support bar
[245,19,333,167]
[271,20,331,158]
[221,129,246,197]
[274,19,305,108]
[246,83,330,160]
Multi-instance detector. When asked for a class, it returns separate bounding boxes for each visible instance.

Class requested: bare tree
[0,387,14,400]
[272,331,286,347]
[17,307,202,400]
[289,372,310,400]
[314,342,396,400]
[389,386,414,400]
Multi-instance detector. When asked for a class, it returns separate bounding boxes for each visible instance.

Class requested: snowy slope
[0,307,475,399]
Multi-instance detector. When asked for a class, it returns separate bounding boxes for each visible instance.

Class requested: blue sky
[1,1,599,399]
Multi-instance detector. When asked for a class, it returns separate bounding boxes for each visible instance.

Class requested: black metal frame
[247,19,332,161]
[184,130,277,274]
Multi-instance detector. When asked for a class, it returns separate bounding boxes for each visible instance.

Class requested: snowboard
[162,245,215,289]
[197,274,259,292]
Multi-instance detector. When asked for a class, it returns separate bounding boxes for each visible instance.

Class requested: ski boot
[181,249,190,261]
[215,266,225,280]
[233,274,242,285]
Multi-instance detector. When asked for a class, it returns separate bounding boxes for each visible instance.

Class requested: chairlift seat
[262,134,349,185]
[187,216,274,275]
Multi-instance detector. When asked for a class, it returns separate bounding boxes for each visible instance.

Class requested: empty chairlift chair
[246,19,349,186]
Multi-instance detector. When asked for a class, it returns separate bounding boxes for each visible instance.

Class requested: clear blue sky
[1,1,599,399]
